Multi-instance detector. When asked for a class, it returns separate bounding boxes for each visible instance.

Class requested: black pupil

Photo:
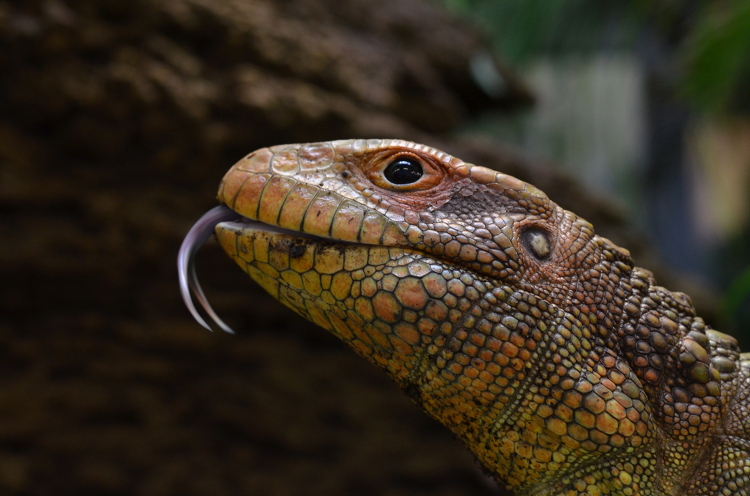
[383,158,423,185]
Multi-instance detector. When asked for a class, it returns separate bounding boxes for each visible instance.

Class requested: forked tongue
[177,205,241,333]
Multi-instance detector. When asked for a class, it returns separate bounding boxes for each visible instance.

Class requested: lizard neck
[408,238,666,494]
[615,265,744,495]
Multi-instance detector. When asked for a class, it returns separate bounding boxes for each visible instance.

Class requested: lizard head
[180,139,656,491]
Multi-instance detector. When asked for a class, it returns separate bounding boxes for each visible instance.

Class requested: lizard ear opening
[521,229,551,260]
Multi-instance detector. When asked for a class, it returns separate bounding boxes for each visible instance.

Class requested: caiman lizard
[178,139,750,496]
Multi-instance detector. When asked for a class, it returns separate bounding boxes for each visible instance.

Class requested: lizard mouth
[178,204,356,333]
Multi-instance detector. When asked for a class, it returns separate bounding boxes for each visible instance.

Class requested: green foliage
[442,0,750,115]
[682,2,750,116]
[440,0,639,65]
[721,265,750,343]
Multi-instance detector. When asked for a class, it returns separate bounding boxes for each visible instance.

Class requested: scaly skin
[211,139,750,496]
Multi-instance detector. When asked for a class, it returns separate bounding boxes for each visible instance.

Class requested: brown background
[0,1,715,495]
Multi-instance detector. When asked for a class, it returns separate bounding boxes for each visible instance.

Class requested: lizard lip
[178,204,356,334]
[218,217,341,243]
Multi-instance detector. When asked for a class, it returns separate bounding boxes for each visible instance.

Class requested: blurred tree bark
[0,1,716,495]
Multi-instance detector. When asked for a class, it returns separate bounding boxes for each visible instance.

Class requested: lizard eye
[365,150,443,192]
[522,229,551,260]
[383,158,423,185]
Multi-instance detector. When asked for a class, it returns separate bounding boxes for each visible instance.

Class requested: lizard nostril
[522,229,551,260]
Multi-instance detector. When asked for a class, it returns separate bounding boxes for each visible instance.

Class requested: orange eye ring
[366,151,444,192]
